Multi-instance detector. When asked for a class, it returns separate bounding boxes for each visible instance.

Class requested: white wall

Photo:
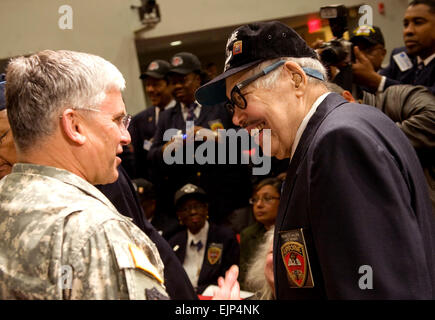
[0,0,410,114]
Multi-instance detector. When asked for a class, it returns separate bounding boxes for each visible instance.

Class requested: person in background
[132,178,182,240]
[168,183,240,295]
[239,177,282,288]
[325,81,435,214]
[353,0,435,94]
[128,59,175,180]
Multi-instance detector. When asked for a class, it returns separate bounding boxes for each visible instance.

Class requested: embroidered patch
[207,243,223,265]
[279,228,314,288]
[172,56,183,67]
[148,61,159,71]
[233,40,243,56]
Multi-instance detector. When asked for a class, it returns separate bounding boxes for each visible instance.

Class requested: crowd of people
[0,0,434,300]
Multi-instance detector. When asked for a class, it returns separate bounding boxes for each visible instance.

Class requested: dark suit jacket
[96,165,197,300]
[380,46,435,95]
[274,93,435,299]
[128,106,160,180]
[169,223,240,294]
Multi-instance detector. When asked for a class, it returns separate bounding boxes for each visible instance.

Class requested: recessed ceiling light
[170,40,182,46]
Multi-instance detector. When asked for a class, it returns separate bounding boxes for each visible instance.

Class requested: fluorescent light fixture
[170,40,182,46]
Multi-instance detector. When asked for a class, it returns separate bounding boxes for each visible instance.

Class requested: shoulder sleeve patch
[128,243,164,284]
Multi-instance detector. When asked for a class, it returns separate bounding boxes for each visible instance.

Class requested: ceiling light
[170,40,182,46]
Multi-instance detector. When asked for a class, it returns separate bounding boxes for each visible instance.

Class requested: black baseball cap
[169,52,201,75]
[0,74,6,111]
[132,178,156,200]
[351,25,385,48]
[195,21,319,106]
[174,183,207,207]
[140,60,171,80]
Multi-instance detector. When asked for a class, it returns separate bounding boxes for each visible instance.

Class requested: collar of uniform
[11,163,118,213]
[187,220,209,247]
[417,52,435,66]
[290,92,330,160]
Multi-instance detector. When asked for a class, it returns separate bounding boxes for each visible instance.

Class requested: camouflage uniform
[0,163,168,300]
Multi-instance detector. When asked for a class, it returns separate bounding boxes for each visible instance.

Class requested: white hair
[244,227,275,300]
[6,50,125,152]
[247,57,328,89]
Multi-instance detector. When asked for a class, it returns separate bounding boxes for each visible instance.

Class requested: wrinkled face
[169,73,201,105]
[403,4,435,58]
[176,197,208,234]
[82,89,131,185]
[0,110,17,179]
[226,65,304,159]
[252,185,280,227]
[144,77,173,108]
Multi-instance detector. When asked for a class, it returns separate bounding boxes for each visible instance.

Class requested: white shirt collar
[181,101,202,121]
[290,92,330,160]
[417,52,435,66]
[187,220,209,246]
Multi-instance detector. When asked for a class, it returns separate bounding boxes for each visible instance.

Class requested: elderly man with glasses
[195,21,435,299]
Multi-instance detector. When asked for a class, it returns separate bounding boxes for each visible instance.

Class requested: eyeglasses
[225,60,286,115]
[73,107,132,130]
[249,195,280,205]
[0,129,10,145]
[177,203,207,215]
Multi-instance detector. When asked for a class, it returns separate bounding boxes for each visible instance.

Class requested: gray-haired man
[0,50,167,299]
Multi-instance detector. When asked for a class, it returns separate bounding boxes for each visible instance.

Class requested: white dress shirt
[183,221,209,290]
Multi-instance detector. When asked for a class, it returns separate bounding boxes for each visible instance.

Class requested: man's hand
[212,265,241,300]
[352,46,382,91]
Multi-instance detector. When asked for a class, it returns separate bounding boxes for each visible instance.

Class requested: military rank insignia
[279,228,314,288]
[207,243,223,265]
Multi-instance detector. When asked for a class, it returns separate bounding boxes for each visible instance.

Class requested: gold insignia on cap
[353,25,375,36]
[148,61,159,71]
[233,41,243,56]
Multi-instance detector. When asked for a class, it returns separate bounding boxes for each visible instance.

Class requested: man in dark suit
[168,183,240,294]
[128,59,175,180]
[195,21,435,299]
[352,0,435,95]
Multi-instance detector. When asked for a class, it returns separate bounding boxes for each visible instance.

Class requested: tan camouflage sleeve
[63,219,168,300]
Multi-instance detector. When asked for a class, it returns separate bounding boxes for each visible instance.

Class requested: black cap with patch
[351,25,385,48]
[140,60,171,80]
[169,52,201,75]
[195,21,319,106]
[174,183,207,208]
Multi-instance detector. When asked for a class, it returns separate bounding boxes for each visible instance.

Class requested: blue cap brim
[195,59,262,106]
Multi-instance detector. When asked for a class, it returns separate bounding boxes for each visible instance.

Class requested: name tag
[392,51,413,72]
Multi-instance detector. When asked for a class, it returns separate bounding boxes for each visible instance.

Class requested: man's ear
[284,61,307,96]
[60,108,87,145]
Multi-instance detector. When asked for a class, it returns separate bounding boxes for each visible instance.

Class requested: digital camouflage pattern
[0,163,168,299]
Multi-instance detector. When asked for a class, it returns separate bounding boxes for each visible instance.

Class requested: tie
[186,103,197,121]
[190,240,203,252]
[413,62,424,84]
